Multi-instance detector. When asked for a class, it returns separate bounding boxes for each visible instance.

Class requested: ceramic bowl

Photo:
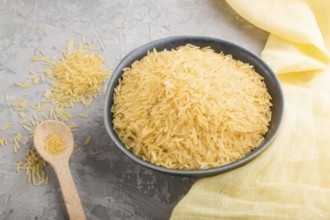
[104,36,284,177]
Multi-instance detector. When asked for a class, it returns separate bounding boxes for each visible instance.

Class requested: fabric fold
[227,0,330,74]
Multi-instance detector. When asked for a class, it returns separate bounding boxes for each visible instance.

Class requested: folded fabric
[171,0,330,219]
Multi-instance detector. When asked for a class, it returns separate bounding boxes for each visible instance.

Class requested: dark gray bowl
[104,36,284,177]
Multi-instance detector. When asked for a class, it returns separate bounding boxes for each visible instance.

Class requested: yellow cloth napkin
[171,0,330,219]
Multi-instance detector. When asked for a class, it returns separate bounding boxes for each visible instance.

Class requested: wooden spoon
[34,120,86,220]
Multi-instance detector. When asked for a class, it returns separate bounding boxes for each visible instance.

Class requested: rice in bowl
[111,44,272,170]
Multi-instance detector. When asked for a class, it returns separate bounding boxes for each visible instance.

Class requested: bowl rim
[104,35,284,177]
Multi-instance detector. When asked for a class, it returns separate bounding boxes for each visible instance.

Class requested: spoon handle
[53,160,86,220]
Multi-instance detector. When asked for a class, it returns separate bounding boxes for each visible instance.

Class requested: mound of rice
[112,44,272,170]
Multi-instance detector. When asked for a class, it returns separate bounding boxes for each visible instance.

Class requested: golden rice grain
[84,136,91,145]
[0,123,12,131]
[78,113,88,118]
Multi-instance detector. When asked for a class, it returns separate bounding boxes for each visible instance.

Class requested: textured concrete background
[0,0,268,219]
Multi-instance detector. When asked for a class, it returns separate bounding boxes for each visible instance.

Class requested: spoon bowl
[34,120,86,220]
[34,120,74,164]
